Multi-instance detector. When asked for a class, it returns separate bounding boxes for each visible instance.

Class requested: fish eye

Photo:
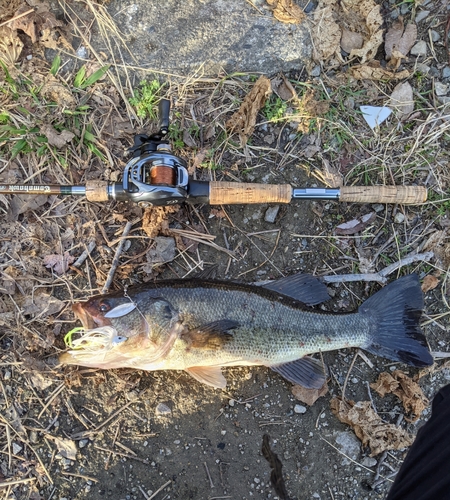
[98,301,111,313]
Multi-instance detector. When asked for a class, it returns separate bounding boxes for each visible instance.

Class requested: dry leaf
[335,212,376,235]
[292,381,328,406]
[330,397,413,456]
[421,274,439,293]
[389,81,414,118]
[22,293,65,317]
[341,29,364,53]
[311,2,342,64]
[312,0,383,65]
[385,18,417,62]
[226,76,272,146]
[350,61,410,80]
[9,3,62,44]
[50,436,77,460]
[41,125,75,148]
[371,371,429,421]
[142,205,179,238]
[0,26,23,65]
[266,0,306,24]
[271,73,297,101]
[43,252,75,274]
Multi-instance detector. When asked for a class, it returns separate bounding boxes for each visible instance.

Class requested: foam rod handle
[209,181,292,205]
[339,185,427,205]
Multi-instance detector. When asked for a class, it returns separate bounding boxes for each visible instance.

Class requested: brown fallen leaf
[312,0,383,65]
[389,81,414,118]
[341,29,364,53]
[421,274,440,293]
[0,26,23,65]
[9,3,62,44]
[311,1,342,64]
[41,125,75,148]
[350,61,410,80]
[292,381,328,406]
[371,371,429,422]
[330,397,413,456]
[226,75,272,146]
[385,18,417,63]
[41,76,77,108]
[43,252,75,275]
[266,0,306,24]
[49,436,77,461]
[271,73,298,101]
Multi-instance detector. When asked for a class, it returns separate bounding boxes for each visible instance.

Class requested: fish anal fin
[185,366,227,389]
[263,274,329,306]
[183,320,238,349]
[270,356,326,389]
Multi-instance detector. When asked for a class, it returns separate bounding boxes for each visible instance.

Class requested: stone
[335,431,360,465]
[294,404,307,414]
[410,41,428,57]
[310,65,321,77]
[394,212,405,224]
[430,30,440,42]
[100,0,312,77]
[416,63,431,75]
[442,66,450,79]
[264,205,280,223]
[435,82,448,96]
[415,10,430,23]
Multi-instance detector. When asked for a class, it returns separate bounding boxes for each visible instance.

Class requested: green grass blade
[73,65,87,88]
[50,55,61,76]
[80,65,110,89]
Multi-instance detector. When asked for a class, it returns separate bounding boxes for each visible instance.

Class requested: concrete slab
[104,0,312,77]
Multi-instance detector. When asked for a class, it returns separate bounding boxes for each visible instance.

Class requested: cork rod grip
[85,180,109,202]
[209,181,292,205]
[339,185,427,205]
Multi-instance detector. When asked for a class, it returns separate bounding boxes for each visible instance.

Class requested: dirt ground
[1,1,450,499]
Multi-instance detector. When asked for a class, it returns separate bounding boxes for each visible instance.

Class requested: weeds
[129,79,164,119]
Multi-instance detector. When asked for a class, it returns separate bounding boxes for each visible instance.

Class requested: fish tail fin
[360,274,433,367]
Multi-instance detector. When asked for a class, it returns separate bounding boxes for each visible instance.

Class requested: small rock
[390,8,399,20]
[155,402,172,416]
[310,65,321,77]
[344,97,355,110]
[30,431,38,444]
[79,439,89,448]
[443,66,450,79]
[415,10,430,23]
[410,40,427,57]
[12,443,22,454]
[416,63,431,75]
[335,432,360,464]
[394,212,405,224]
[429,67,440,78]
[294,404,307,414]
[435,81,448,96]
[430,30,440,42]
[229,399,235,407]
[437,96,450,105]
[264,205,280,223]
[362,456,378,467]
[372,204,385,213]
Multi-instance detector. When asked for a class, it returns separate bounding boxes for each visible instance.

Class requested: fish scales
[129,282,370,368]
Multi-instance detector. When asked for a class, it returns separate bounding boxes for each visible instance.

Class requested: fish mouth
[72,302,110,329]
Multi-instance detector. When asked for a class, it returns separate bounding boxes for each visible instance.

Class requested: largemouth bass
[60,273,433,389]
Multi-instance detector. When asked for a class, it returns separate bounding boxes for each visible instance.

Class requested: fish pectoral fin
[183,320,238,350]
[185,366,227,389]
[262,273,330,306]
[270,356,326,389]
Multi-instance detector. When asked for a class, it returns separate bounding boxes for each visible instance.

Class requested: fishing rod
[0,100,427,207]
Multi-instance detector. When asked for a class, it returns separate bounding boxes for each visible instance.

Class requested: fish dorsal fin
[270,356,326,389]
[193,265,219,280]
[262,274,329,306]
[182,320,238,349]
[185,366,227,388]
